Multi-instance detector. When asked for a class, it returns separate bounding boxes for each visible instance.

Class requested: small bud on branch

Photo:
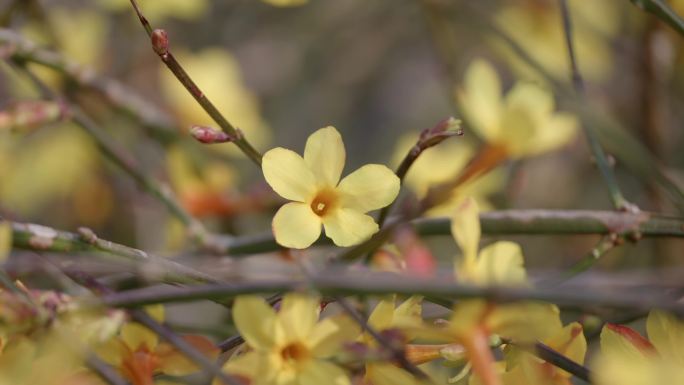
[151,29,169,57]
[190,125,239,144]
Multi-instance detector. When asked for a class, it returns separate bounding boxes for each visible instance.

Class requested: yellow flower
[451,198,527,286]
[593,310,684,385]
[97,306,218,385]
[262,0,308,6]
[262,126,400,248]
[362,296,437,385]
[457,60,578,159]
[501,322,586,385]
[222,293,360,385]
[494,0,618,83]
[98,0,208,21]
[391,133,504,216]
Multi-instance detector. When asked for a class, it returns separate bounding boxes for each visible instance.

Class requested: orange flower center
[310,189,337,217]
[280,342,309,364]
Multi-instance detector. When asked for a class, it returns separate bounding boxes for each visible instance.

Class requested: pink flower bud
[190,125,233,144]
[151,29,169,56]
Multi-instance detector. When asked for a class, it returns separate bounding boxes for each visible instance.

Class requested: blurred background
[1,0,684,310]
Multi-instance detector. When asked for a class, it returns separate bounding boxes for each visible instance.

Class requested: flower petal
[527,112,578,156]
[278,293,320,341]
[337,164,399,213]
[157,335,219,376]
[262,147,317,202]
[457,59,502,142]
[322,208,378,247]
[474,241,527,286]
[600,323,651,361]
[366,363,419,385]
[121,322,158,351]
[647,310,684,364]
[218,352,259,385]
[451,198,481,271]
[304,126,345,187]
[299,361,351,385]
[233,295,277,350]
[367,297,396,332]
[272,202,322,249]
[309,315,360,357]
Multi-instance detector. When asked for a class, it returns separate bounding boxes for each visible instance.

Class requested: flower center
[280,342,309,363]
[310,189,337,217]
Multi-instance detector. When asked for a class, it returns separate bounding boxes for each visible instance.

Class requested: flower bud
[151,29,169,56]
[190,125,233,144]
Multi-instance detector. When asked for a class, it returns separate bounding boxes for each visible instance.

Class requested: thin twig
[86,355,133,385]
[376,117,463,227]
[127,0,263,166]
[531,342,591,382]
[10,221,221,284]
[131,310,241,385]
[629,0,684,37]
[7,60,216,247]
[0,28,178,143]
[558,0,632,212]
[97,276,684,316]
[334,296,430,381]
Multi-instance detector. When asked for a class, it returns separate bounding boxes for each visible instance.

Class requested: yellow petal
[544,322,586,378]
[304,126,345,187]
[497,103,537,157]
[262,147,317,202]
[94,338,128,367]
[474,241,527,286]
[457,59,502,142]
[600,324,652,361]
[0,221,11,262]
[486,302,561,342]
[647,310,684,364]
[219,351,259,384]
[145,304,165,323]
[504,83,554,123]
[279,293,320,341]
[262,0,308,6]
[337,164,399,213]
[121,322,158,351]
[367,297,396,332]
[299,360,350,385]
[272,202,322,249]
[451,198,481,270]
[157,335,219,376]
[233,295,277,350]
[527,113,578,157]
[322,208,378,247]
[394,296,423,324]
[309,315,361,357]
[366,363,420,385]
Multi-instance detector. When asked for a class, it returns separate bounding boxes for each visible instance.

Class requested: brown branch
[127,0,263,166]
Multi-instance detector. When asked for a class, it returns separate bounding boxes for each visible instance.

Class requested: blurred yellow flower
[451,198,527,286]
[391,133,503,216]
[262,126,400,248]
[98,0,208,21]
[222,294,360,385]
[159,49,271,154]
[97,306,218,385]
[457,59,578,159]
[593,310,684,385]
[501,322,586,385]
[262,0,308,6]
[494,0,619,82]
[0,124,102,217]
